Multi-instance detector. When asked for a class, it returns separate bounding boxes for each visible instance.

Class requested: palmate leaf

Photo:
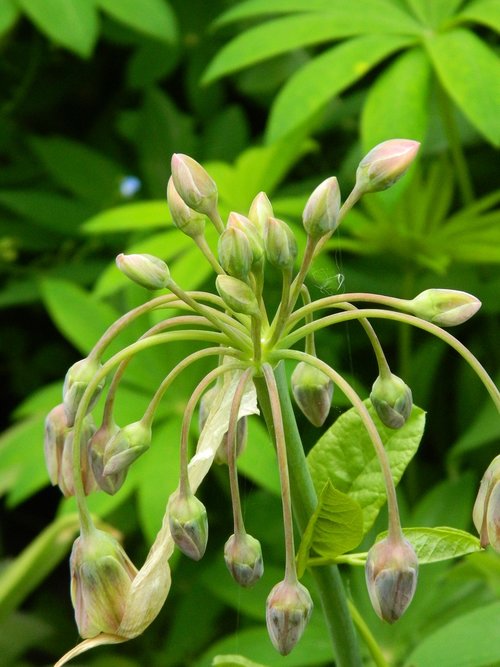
[405,0,465,27]
[456,0,500,33]
[213,0,339,26]
[96,0,177,43]
[266,34,414,142]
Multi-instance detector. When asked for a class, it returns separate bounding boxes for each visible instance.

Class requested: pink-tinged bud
[228,212,264,266]
[168,492,208,561]
[291,362,333,427]
[473,455,500,552]
[89,421,127,495]
[248,191,273,234]
[170,153,218,218]
[116,253,170,290]
[407,289,481,327]
[59,415,97,497]
[224,533,264,587]
[218,226,253,279]
[166,177,206,238]
[70,528,138,638]
[264,217,297,271]
[63,357,105,426]
[266,579,313,655]
[102,420,151,477]
[355,139,420,193]
[44,404,70,485]
[365,537,418,623]
[370,373,412,429]
[302,177,341,239]
[216,275,260,316]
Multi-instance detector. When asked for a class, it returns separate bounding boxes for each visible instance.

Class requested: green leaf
[266,34,414,142]
[83,201,170,234]
[296,482,363,577]
[448,399,500,459]
[214,0,340,26]
[406,0,464,27]
[307,400,426,533]
[404,601,500,667]
[361,47,431,152]
[0,190,93,233]
[97,0,177,43]
[0,0,19,36]
[457,0,500,33]
[213,656,268,667]
[17,0,98,57]
[424,29,500,146]
[376,527,482,563]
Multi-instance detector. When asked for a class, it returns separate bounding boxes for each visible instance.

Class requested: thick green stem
[254,363,363,667]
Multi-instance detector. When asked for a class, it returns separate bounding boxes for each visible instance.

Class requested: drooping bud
[302,177,341,239]
[116,253,170,291]
[291,362,333,427]
[44,404,70,486]
[355,139,420,194]
[89,420,127,495]
[70,528,138,638]
[370,373,412,429]
[266,579,313,655]
[166,176,206,238]
[59,415,97,497]
[365,536,418,623]
[224,533,264,587]
[264,217,297,271]
[216,275,260,316]
[248,191,273,234]
[215,416,248,465]
[407,289,481,327]
[102,420,151,477]
[168,492,209,561]
[218,226,253,279]
[473,455,500,552]
[170,153,218,218]
[63,357,105,426]
[228,212,264,267]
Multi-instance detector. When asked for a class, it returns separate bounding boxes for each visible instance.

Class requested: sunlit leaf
[376,526,482,563]
[83,201,170,234]
[97,0,177,43]
[457,0,500,32]
[0,0,19,36]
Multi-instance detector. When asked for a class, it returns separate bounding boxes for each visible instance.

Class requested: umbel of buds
[168,492,208,561]
[365,536,418,623]
[291,362,333,427]
[266,579,313,655]
[355,139,420,193]
[370,373,412,429]
[473,455,500,552]
[224,533,264,587]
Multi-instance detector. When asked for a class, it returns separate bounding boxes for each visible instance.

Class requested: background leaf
[97,0,177,43]
[376,526,482,563]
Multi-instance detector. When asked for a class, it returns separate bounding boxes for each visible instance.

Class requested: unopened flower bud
[266,579,313,655]
[216,275,260,316]
[248,191,273,234]
[70,528,138,638]
[168,492,208,561]
[291,362,333,427]
[407,289,481,327]
[116,253,170,290]
[218,226,253,279]
[215,416,248,465]
[370,373,412,429]
[102,420,151,477]
[167,177,206,238]
[171,153,218,218]
[473,455,500,552]
[59,415,97,497]
[264,217,297,271]
[89,421,127,495]
[302,177,341,239]
[365,537,418,623]
[224,533,264,587]
[63,357,105,426]
[228,212,264,267]
[355,139,420,193]
[44,404,70,485]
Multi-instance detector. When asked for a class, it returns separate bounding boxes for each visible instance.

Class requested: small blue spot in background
[120,176,142,198]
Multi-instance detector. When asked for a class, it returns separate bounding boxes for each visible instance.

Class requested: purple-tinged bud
[170,153,218,218]
[248,191,273,234]
[59,415,97,497]
[302,177,341,239]
[365,537,418,623]
[355,139,420,193]
[473,455,500,552]
[89,421,127,495]
[218,226,253,279]
[168,492,208,561]
[224,533,264,587]
[63,357,105,426]
[215,416,248,465]
[44,404,70,485]
[216,275,260,316]
[407,289,481,327]
[116,253,170,291]
[102,420,151,477]
[166,177,206,238]
[264,217,297,271]
[266,579,313,655]
[70,528,138,638]
[291,362,333,427]
[228,212,264,266]
[370,373,412,429]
